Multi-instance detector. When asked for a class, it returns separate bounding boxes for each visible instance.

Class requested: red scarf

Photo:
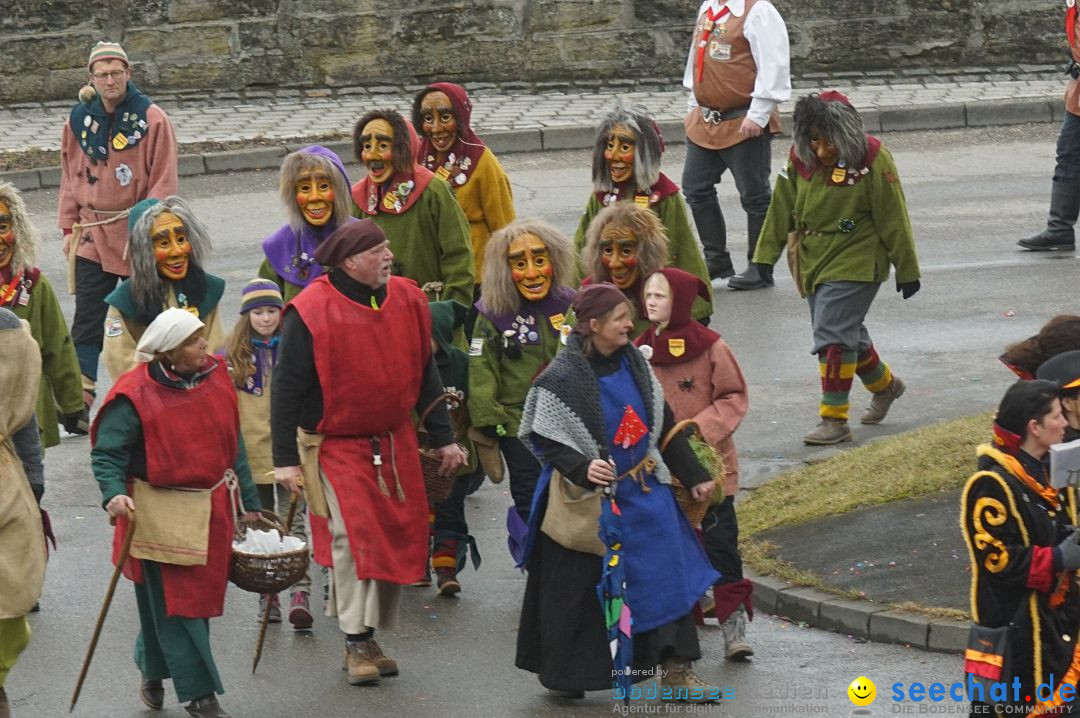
[417,82,487,190]
[695,5,731,82]
[1069,1,1078,48]
[634,268,718,365]
[351,119,434,216]
[595,172,681,210]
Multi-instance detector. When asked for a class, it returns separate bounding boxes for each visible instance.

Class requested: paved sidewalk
[0,76,1068,155]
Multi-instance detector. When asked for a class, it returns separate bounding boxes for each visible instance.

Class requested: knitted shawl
[518,334,671,485]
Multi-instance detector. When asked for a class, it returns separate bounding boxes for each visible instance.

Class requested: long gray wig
[0,181,40,273]
[793,92,868,169]
[582,202,668,282]
[278,149,352,237]
[591,103,664,194]
[481,219,576,317]
[128,196,212,311]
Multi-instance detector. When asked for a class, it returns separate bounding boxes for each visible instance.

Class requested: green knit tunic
[573,193,712,322]
[468,313,562,436]
[352,178,475,307]
[11,274,83,448]
[753,146,921,296]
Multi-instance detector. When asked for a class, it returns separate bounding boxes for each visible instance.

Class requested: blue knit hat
[240,278,284,314]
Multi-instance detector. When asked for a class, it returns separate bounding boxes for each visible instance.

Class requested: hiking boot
[660,657,720,703]
[1,687,10,718]
[727,264,773,290]
[140,676,164,710]
[860,376,906,425]
[345,641,381,685]
[802,418,852,446]
[435,567,461,597]
[258,593,281,623]
[288,591,313,630]
[721,606,754,662]
[185,694,230,717]
[364,638,399,676]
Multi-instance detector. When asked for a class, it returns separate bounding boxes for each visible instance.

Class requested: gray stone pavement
[0,76,1070,155]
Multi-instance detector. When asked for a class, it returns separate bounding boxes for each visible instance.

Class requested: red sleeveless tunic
[290,275,431,584]
[93,357,240,618]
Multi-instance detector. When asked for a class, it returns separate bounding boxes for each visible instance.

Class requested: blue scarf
[68,81,153,161]
[241,335,279,396]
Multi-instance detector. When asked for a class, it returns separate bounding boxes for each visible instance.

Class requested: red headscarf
[351,118,433,216]
[634,268,718,365]
[415,82,487,189]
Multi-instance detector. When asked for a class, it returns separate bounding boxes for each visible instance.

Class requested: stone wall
[0,0,1068,104]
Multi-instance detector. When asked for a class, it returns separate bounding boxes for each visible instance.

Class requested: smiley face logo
[847,676,876,706]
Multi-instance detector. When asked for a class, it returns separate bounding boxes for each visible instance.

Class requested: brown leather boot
[139,676,164,710]
[344,641,380,685]
[660,658,720,703]
[860,376,906,425]
[364,638,399,676]
[802,418,852,445]
[185,694,230,717]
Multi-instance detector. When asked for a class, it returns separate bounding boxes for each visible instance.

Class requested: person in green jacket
[752,91,921,446]
[470,219,577,520]
[0,181,86,446]
[574,104,712,323]
[422,300,482,596]
[350,109,474,307]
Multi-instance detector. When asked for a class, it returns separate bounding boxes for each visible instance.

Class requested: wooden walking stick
[252,480,303,674]
[70,511,136,712]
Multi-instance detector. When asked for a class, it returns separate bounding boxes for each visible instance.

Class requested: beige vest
[685,0,781,150]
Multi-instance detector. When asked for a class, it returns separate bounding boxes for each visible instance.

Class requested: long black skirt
[515,532,701,693]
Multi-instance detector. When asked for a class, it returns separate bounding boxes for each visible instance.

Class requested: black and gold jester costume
[961,429,1080,713]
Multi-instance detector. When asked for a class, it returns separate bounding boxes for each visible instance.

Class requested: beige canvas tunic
[0,322,46,619]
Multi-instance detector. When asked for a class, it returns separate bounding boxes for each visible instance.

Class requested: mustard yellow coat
[454,147,515,281]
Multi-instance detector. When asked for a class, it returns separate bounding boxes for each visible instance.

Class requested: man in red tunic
[272,220,466,686]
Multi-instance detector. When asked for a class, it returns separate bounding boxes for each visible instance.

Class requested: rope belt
[371,434,406,503]
[70,207,133,258]
[617,456,657,494]
[163,468,246,515]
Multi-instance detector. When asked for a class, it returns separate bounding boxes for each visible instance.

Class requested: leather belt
[700,105,750,124]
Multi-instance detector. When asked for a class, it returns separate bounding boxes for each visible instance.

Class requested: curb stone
[0,98,1064,188]
[745,572,965,654]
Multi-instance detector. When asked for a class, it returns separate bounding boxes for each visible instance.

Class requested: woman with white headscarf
[91,308,261,718]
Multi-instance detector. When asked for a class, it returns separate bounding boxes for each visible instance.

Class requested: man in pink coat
[58,41,178,410]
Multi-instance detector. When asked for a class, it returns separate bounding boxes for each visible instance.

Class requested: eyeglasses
[91,70,127,82]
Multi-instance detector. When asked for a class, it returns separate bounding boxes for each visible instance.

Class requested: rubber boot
[728,213,773,289]
[1019,179,1080,251]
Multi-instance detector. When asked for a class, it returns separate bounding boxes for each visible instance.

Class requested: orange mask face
[360,118,395,185]
[151,211,192,281]
[295,170,335,227]
[604,124,636,185]
[599,226,640,289]
[0,199,13,270]
[420,91,458,155]
[507,233,553,301]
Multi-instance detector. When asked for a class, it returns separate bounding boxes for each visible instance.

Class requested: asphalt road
[10,123,1076,717]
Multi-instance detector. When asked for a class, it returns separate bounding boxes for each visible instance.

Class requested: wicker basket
[230,511,310,594]
[417,391,469,504]
[660,420,725,528]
